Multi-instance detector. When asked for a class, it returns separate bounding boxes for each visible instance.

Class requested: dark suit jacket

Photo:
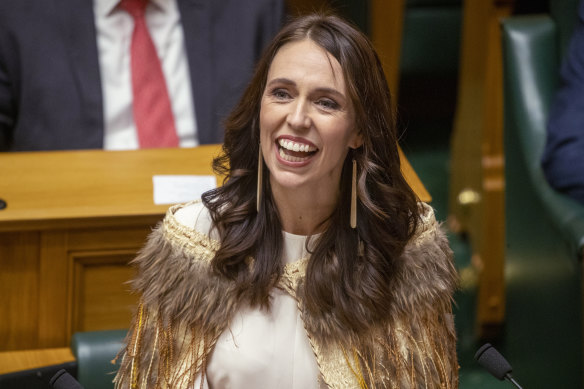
[542,0,584,204]
[0,0,283,151]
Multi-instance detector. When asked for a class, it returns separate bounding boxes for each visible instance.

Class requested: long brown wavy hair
[202,13,421,335]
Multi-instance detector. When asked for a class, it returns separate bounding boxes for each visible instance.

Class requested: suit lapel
[56,0,104,144]
[177,0,214,144]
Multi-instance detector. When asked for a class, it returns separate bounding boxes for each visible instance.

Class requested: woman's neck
[270,184,339,236]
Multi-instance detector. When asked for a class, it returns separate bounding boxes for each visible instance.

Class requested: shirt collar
[149,0,170,13]
[94,0,119,17]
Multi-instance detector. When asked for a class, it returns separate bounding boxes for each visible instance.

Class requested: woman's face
[259,39,362,197]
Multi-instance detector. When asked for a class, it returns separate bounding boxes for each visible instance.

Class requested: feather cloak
[114,201,459,388]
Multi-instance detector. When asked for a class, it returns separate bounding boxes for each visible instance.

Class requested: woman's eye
[316,98,339,111]
[271,89,291,100]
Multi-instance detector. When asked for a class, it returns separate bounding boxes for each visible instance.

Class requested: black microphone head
[49,369,84,389]
[474,343,513,380]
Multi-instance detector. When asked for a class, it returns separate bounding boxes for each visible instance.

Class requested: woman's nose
[286,100,311,130]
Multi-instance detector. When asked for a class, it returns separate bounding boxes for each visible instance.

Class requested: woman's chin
[268,171,313,193]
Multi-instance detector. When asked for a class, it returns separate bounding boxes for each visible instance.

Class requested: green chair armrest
[71,329,127,389]
[540,183,584,260]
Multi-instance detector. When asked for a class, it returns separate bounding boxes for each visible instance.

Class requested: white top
[93,0,198,150]
[174,202,322,389]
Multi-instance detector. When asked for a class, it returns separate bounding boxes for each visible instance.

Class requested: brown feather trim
[301,204,459,388]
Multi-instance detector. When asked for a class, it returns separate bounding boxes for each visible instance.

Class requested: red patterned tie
[119,0,179,148]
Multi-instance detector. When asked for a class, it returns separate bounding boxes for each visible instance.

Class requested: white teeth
[279,147,307,162]
[277,138,316,152]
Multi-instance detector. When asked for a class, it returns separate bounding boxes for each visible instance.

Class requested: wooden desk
[0,347,75,375]
[0,145,428,351]
[0,146,222,232]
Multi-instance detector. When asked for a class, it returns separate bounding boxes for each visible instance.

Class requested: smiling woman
[114,13,458,389]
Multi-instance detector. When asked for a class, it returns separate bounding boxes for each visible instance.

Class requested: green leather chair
[499,4,584,388]
[502,12,584,263]
[71,329,126,389]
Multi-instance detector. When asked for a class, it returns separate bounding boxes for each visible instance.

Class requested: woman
[115,13,458,389]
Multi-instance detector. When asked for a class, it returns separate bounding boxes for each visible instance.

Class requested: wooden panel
[68,226,153,252]
[448,0,513,338]
[0,232,40,351]
[0,227,150,351]
[71,251,138,333]
[66,226,150,337]
[448,0,491,235]
[0,347,74,375]
[38,232,69,348]
[371,0,405,97]
[68,226,150,333]
[476,3,508,338]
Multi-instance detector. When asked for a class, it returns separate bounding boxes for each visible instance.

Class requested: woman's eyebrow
[267,78,345,99]
[266,77,295,87]
[313,87,345,99]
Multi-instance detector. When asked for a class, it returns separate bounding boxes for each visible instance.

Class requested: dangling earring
[257,145,263,213]
[350,158,357,229]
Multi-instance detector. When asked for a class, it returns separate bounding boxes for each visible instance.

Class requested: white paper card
[153,175,217,205]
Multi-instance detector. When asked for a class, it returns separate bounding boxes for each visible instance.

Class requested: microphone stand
[505,373,523,389]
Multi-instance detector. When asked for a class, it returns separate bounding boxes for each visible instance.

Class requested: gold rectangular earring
[257,145,263,213]
[350,158,357,228]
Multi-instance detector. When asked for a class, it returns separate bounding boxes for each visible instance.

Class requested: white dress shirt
[93,0,198,150]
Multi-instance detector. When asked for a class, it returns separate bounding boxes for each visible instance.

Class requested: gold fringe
[342,346,368,389]
[354,347,375,388]
[130,303,145,389]
[142,325,159,388]
[116,296,457,389]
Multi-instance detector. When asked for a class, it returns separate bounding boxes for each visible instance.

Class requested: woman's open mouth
[276,138,318,163]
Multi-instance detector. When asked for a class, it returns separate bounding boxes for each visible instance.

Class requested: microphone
[49,369,84,389]
[474,343,523,389]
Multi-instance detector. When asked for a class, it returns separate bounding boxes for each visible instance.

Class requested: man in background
[0,0,284,151]
[542,0,584,205]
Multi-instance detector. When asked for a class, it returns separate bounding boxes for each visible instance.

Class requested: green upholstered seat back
[502,13,584,260]
[502,16,557,164]
[72,330,126,389]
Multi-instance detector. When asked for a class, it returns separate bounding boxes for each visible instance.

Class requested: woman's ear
[349,129,364,149]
